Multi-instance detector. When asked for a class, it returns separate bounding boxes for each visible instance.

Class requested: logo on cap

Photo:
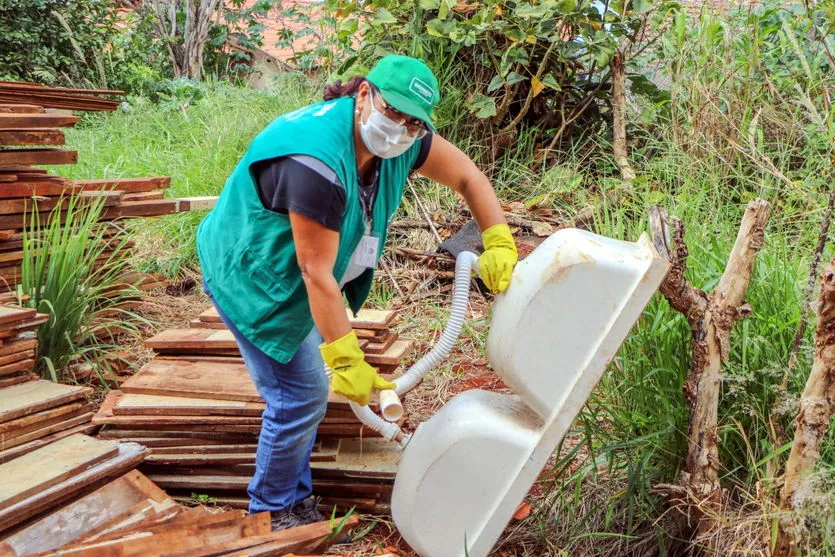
[409,77,434,104]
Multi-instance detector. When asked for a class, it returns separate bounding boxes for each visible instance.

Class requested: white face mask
[359,91,417,159]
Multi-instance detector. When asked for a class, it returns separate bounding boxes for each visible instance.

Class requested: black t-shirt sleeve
[412,133,434,171]
[251,155,346,232]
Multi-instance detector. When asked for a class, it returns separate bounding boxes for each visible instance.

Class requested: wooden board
[0,349,34,367]
[143,328,238,351]
[0,148,76,166]
[93,391,262,427]
[0,423,96,464]
[0,105,43,114]
[113,392,265,417]
[0,400,90,435]
[346,308,396,330]
[0,373,36,389]
[97,428,257,443]
[0,113,80,129]
[144,453,256,466]
[0,441,147,533]
[0,190,122,217]
[188,318,226,330]
[171,517,355,557]
[74,177,171,193]
[364,339,414,366]
[0,412,95,451]
[120,191,164,202]
[0,181,77,200]
[197,306,221,323]
[74,500,184,546]
[0,435,118,511]
[121,357,376,410]
[311,438,400,479]
[120,358,260,402]
[147,444,258,455]
[364,332,399,355]
[0,470,170,557]
[0,380,90,423]
[0,359,34,378]
[0,129,64,146]
[0,305,36,326]
[33,510,269,557]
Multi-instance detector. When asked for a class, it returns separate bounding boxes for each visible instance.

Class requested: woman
[196,54,518,531]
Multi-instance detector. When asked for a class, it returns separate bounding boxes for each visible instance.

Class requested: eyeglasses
[370,87,429,138]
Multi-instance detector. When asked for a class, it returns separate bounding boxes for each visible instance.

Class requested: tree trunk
[649,200,770,539]
[124,0,221,80]
[610,50,635,183]
[683,199,770,498]
[774,257,835,557]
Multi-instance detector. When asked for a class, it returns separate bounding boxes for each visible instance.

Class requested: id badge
[355,234,379,268]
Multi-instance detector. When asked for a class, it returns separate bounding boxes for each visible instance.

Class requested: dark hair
[323,76,366,101]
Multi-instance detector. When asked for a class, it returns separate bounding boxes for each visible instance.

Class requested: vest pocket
[238,248,296,320]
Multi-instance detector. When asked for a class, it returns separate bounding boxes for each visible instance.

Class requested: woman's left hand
[478,223,518,294]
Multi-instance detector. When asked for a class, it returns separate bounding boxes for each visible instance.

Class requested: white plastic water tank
[391,229,668,557]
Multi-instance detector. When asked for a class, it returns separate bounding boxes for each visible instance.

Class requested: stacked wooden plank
[0,81,123,111]
[0,305,45,389]
[0,379,98,465]
[93,309,415,514]
[0,434,147,535]
[0,463,357,556]
[0,100,218,290]
[95,354,404,441]
[0,302,103,464]
[187,306,415,374]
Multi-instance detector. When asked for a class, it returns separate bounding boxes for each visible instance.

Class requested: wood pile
[0,449,356,556]
[0,98,217,290]
[0,81,123,111]
[0,302,103,465]
[91,306,414,514]
[186,306,414,374]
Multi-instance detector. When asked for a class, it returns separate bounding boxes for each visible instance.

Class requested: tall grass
[20,195,148,382]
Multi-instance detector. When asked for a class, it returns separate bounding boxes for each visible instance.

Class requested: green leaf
[632,0,652,14]
[631,0,653,13]
[469,93,497,118]
[514,3,551,18]
[556,0,576,11]
[426,18,457,37]
[438,0,456,19]
[487,74,504,92]
[506,71,528,85]
[373,7,397,24]
[419,0,441,9]
[541,73,561,90]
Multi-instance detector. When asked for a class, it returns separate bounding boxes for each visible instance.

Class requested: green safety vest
[196,96,422,363]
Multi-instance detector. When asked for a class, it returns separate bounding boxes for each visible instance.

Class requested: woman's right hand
[320,330,396,406]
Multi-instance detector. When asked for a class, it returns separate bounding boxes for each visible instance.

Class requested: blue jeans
[203,281,329,514]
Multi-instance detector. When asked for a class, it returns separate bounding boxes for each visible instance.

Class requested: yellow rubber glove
[478,223,518,294]
[320,330,396,406]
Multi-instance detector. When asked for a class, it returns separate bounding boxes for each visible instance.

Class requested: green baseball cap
[366,54,440,131]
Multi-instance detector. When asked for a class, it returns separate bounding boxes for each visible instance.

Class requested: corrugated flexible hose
[349,251,479,447]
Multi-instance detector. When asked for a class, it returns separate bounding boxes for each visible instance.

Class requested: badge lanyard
[355,165,380,268]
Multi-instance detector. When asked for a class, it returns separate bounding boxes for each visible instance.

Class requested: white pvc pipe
[379,389,404,422]
[349,251,479,440]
